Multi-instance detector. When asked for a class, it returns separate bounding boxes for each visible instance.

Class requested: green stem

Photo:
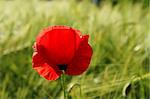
[79,84,82,99]
[61,70,67,99]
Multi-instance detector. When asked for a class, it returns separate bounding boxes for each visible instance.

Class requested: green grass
[0,0,150,99]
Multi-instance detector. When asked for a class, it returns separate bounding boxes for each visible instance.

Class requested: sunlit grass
[0,0,149,99]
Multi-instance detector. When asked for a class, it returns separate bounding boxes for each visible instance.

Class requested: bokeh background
[0,0,150,99]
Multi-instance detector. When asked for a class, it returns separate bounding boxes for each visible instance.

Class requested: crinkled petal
[32,51,61,80]
[65,35,93,75]
[36,26,81,65]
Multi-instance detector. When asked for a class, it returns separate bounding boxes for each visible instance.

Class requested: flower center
[57,64,68,71]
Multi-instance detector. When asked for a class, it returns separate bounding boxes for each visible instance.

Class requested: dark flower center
[57,64,68,71]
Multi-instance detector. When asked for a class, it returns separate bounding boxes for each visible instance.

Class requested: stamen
[57,64,68,71]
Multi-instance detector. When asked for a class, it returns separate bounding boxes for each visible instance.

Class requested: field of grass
[0,0,150,99]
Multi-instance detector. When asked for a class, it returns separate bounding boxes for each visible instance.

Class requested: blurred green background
[0,0,150,99]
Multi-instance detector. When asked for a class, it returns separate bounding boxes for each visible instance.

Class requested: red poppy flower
[32,26,93,80]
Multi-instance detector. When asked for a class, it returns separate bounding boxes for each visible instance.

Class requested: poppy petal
[66,35,93,75]
[36,26,81,65]
[32,51,61,80]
